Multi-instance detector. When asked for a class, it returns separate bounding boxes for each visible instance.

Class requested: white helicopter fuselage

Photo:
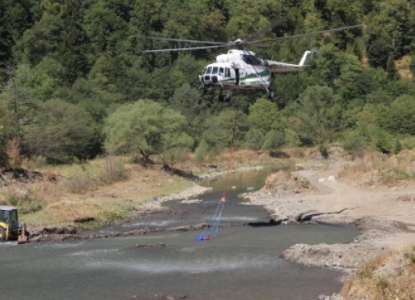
[199,49,312,94]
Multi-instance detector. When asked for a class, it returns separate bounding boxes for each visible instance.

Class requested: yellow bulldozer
[0,206,26,242]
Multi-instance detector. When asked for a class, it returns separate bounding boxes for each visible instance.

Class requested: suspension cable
[195,94,241,241]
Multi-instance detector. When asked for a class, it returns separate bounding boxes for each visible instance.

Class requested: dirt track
[243,159,415,275]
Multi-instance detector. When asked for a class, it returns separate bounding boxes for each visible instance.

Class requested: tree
[294,85,339,144]
[262,129,285,150]
[170,83,208,142]
[200,108,248,153]
[247,98,282,134]
[84,0,130,58]
[16,0,88,85]
[382,94,415,135]
[103,100,193,163]
[366,0,412,67]
[23,99,95,163]
[386,55,399,80]
[0,0,41,66]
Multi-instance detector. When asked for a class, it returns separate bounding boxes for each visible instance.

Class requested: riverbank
[242,153,415,299]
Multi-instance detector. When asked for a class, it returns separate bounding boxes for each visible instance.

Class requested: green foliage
[201,109,248,154]
[382,95,415,135]
[262,129,285,151]
[293,85,339,145]
[284,128,301,147]
[1,0,415,162]
[104,100,193,162]
[23,99,95,163]
[170,83,207,142]
[6,189,45,214]
[343,130,366,156]
[375,130,394,154]
[245,129,264,150]
[247,98,282,134]
[195,139,209,162]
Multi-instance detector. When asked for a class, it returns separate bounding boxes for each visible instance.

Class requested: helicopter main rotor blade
[141,36,227,45]
[143,43,232,53]
[243,17,287,43]
[248,24,363,45]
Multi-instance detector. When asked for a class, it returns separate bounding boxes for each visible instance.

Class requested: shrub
[163,147,190,165]
[195,140,209,162]
[6,189,45,214]
[319,144,329,159]
[284,128,301,147]
[98,157,128,184]
[245,129,264,150]
[343,131,365,156]
[64,172,97,194]
[262,130,285,150]
[375,131,394,154]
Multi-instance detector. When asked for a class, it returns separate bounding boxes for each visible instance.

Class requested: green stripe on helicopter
[243,69,270,79]
[220,69,270,82]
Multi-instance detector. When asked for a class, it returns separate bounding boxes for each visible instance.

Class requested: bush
[98,157,128,184]
[284,128,301,147]
[245,129,264,150]
[195,140,209,162]
[262,130,285,150]
[343,131,365,156]
[64,172,97,194]
[319,144,329,159]
[163,147,190,165]
[375,131,394,154]
[6,189,45,214]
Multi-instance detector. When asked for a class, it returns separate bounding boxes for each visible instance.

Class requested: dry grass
[0,156,192,230]
[341,247,415,299]
[0,150,296,231]
[339,150,415,186]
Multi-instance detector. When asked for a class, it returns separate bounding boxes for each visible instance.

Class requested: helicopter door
[235,68,240,85]
[238,69,245,85]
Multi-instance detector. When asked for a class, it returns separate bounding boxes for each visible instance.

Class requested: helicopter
[143,24,362,101]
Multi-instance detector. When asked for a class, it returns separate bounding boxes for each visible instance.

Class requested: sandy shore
[242,159,415,278]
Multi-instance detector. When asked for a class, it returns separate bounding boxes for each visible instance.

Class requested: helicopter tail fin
[299,50,313,66]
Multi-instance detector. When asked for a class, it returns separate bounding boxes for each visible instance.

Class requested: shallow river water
[1,169,358,300]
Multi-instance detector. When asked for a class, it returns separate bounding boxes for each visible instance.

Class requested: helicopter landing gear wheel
[219,94,230,102]
[219,91,232,102]
[266,88,275,99]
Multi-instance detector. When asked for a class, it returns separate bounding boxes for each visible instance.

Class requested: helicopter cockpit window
[241,55,262,66]
[219,67,224,75]
[212,67,218,74]
[206,66,212,74]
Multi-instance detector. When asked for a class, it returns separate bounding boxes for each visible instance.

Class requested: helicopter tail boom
[299,50,313,66]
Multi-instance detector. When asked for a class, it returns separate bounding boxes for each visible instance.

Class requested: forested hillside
[1,0,415,165]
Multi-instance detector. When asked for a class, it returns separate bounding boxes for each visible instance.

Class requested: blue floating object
[194,235,205,241]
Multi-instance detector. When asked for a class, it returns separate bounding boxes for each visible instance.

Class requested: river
[0,168,357,300]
